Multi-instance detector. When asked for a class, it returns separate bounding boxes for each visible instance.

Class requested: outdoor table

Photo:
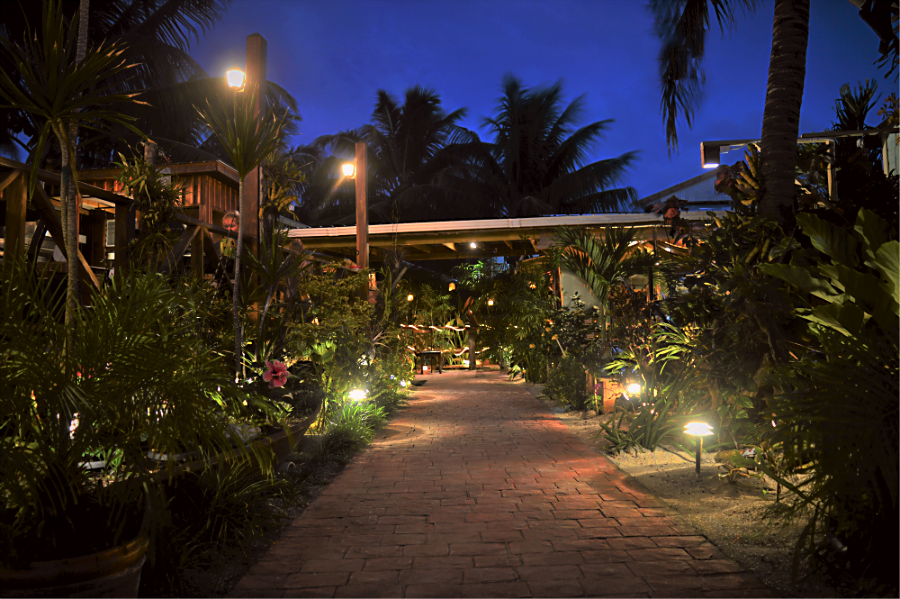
[415,350,442,374]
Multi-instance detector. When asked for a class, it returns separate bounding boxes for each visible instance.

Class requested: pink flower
[262,360,289,389]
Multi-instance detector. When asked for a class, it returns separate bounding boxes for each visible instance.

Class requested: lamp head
[448,282,456,291]
[626,383,642,395]
[226,67,245,91]
[469,242,477,249]
[342,163,356,178]
[487,299,494,306]
[349,389,367,401]
[684,422,714,436]
[407,294,414,302]
[701,142,720,169]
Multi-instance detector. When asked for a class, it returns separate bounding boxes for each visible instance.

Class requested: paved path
[232,371,774,598]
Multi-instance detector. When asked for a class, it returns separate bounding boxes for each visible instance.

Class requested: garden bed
[518,380,844,598]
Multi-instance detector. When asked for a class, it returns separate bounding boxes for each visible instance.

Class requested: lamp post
[345,143,372,304]
[684,422,714,474]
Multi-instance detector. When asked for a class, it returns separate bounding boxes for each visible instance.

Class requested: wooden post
[114,202,135,274]
[192,232,204,282]
[86,210,105,266]
[355,142,368,270]
[3,171,26,264]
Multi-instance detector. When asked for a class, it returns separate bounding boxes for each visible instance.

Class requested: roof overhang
[288,212,721,261]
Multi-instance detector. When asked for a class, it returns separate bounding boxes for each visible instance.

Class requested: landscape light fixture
[684,422,714,473]
[225,66,245,91]
[407,294,414,302]
[349,389,367,401]
[448,282,456,291]
[700,142,719,169]
[341,163,356,178]
[469,242,477,249]
[626,382,642,395]
[487,299,494,306]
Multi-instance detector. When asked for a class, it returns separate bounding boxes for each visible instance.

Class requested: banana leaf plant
[196,89,291,378]
[0,0,145,344]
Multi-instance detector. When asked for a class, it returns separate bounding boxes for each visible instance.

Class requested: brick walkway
[231,370,774,598]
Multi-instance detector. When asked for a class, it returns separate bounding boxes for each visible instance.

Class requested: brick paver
[231,371,775,598]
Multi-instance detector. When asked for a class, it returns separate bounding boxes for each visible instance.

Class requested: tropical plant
[196,88,291,376]
[0,0,144,340]
[463,75,638,217]
[760,208,898,592]
[114,147,185,268]
[0,256,274,568]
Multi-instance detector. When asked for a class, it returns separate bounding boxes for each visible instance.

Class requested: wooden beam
[160,225,200,275]
[442,242,456,252]
[409,244,432,254]
[0,169,21,195]
[32,185,100,289]
[3,171,26,262]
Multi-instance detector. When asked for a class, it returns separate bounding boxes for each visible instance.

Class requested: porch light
[226,67,245,91]
[684,422,714,473]
[701,142,720,168]
[349,389,367,401]
[342,163,356,178]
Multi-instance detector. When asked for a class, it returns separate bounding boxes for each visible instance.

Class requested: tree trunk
[758,0,810,223]
[467,327,477,370]
[234,180,244,378]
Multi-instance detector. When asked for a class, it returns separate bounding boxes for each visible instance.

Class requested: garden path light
[684,422,714,474]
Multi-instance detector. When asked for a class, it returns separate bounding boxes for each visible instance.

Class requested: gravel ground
[515,379,842,599]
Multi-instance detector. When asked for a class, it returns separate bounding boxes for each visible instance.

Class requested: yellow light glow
[342,163,355,177]
[684,422,714,436]
[349,389,367,401]
[448,282,456,291]
[487,299,494,306]
[469,242,477,249]
[226,67,245,90]
[626,383,642,395]
[407,294,414,302]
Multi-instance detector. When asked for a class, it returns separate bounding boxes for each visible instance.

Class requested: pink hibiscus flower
[262,360,289,389]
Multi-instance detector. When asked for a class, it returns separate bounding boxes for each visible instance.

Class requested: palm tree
[653,0,810,222]
[0,0,144,343]
[196,89,290,376]
[313,86,476,223]
[2,0,300,166]
[470,74,638,217]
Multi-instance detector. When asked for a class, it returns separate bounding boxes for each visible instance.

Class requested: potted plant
[0,260,273,597]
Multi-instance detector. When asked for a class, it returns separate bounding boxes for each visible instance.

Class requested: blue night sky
[192,0,891,203]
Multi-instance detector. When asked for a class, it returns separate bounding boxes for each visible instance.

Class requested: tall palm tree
[470,74,638,217]
[314,86,477,223]
[653,0,810,222]
[196,89,290,376]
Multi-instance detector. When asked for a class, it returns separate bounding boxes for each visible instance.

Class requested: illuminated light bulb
[487,299,494,306]
[226,67,245,90]
[683,422,714,436]
[407,294,414,302]
[469,242,477,249]
[626,383,642,395]
[342,163,355,177]
[349,389,367,401]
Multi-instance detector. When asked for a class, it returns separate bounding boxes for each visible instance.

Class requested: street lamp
[226,66,245,91]
[342,163,356,178]
[700,142,719,168]
[684,422,714,474]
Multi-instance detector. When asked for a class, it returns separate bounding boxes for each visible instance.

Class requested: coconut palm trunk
[758,0,810,221]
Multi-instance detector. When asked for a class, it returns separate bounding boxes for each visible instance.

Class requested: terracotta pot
[0,533,149,598]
